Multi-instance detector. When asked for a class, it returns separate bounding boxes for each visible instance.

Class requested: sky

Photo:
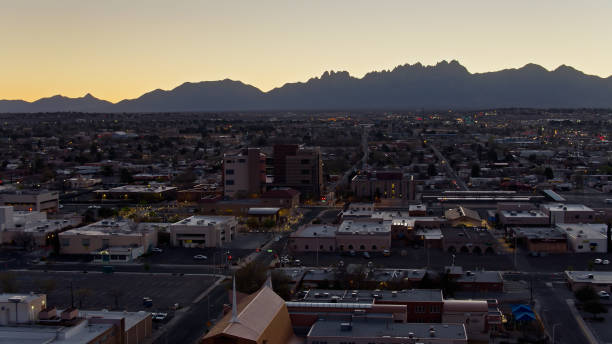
[1,0,611,103]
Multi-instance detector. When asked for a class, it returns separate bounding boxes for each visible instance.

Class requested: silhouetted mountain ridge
[1,61,612,112]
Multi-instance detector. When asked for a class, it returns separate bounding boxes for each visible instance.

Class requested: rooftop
[171,215,236,227]
[500,210,548,218]
[541,203,594,212]
[60,219,157,237]
[291,224,337,238]
[337,220,391,235]
[512,227,566,240]
[0,322,113,344]
[307,319,466,341]
[95,185,177,194]
[556,223,607,240]
[566,271,612,284]
[302,289,443,303]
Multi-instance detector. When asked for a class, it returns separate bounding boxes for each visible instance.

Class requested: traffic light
[255,248,261,252]
[228,255,233,261]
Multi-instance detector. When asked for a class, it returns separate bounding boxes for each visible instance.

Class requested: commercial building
[540,203,597,224]
[289,224,337,253]
[511,227,568,253]
[170,215,236,248]
[336,219,392,252]
[94,184,177,202]
[0,293,47,324]
[565,270,612,293]
[442,227,497,255]
[58,219,160,257]
[0,206,77,247]
[0,190,59,213]
[306,319,467,344]
[556,223,608,253]
[499,210,549,228]
[350,171,416,201]
[223,148,267,198]
[273,144,324,199]
[442,299,502,342]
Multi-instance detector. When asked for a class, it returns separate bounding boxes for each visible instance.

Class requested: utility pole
[513,235,518,270]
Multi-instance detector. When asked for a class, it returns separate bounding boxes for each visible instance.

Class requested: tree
[0,272,18,293]
[575,286,598,303]
[583,300,607,319]
[235,261,268,294]
[471,164,481,178]
[13,232,36,250]
[271,270,292,300]
[101,165,114,176]
[544,167,554,180]
[427,163,437,177]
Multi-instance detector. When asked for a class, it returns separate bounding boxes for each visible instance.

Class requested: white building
[557,223,608,253]
[170,215,237,248]
[0,293,47,325]
[0,206,74,246]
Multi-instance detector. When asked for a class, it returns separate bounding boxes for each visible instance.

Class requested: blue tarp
[511,304,535,322]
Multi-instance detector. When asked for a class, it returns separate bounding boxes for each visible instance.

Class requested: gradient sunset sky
[2,0,611,103]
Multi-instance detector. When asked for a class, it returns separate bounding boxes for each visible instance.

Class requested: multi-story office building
[273,144,324,199]
[170,215,237,248]
[223,148,267,198]
[351,171,416,201]
[0,190,59,213]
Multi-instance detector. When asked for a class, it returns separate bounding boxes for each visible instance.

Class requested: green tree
[575,286,598,303]
[427,163,437,177]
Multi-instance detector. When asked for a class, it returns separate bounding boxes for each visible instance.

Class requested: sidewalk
[566,299,600,344]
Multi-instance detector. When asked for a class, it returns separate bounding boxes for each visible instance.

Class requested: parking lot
[6,270,217,312]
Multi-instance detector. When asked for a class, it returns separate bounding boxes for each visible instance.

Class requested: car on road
[604,259,610,265]
[594,258,603,264]
[599,291,610,299]
[151,248,163,253]
[349,250,356,257]
[363,252,370,259]
[383,249,391,257]
[152,312,168,321]
[193,255,208,260]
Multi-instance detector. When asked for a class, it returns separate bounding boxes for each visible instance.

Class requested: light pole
[451,254,455,267]
[513,235,518,270]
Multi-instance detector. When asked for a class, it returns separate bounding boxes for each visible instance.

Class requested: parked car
[142,297,153,307]
[594,258,603,264]
[599,291,610,299]
[151,248,163,253]
[349,250,356,257]
[383,249,391,257]
[363,252,371,259]
[604,259,610,265]
[193,255,208,260]
[152,312,168,321]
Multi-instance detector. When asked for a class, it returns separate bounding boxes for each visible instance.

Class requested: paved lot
[583,305,612,343]
[145,246,253,266]
[7,270,216,312]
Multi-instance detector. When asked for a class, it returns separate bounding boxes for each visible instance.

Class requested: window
[102,239,110,247]
[415,305,425,313]
[372,245,377,250]
[61,239,70,247]
[320,245,324,250]
[238,159,246,163]
[430,305,440,313]
[301,169,310,175]
[304,245,309,250]
[301,180,310,184]
[226,160,233,163]
[225,180,234,185]
[360,245,365,250]
[301,159,310,164]
[82,238,90,247]
[226,169,234,175]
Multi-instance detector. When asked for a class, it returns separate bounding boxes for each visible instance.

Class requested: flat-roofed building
[499,210,549,228]
[442,299,502,342]
[306,319,467,344]
[565,270,612,293]
[540,203,596,224]
[0,206,74,247]
[336,219,391,252]
[0,190,59,213]
[170,215,236,248]
[350,171,416,201]
[0,293,46,325]
[94,184,177,202]
[442,227,497,255]
[556,223,608,253]
[223,148,267,198]
[511,227,568,253]
[273,144,324,199]
[289,224,337,253]
[58,219,160,256]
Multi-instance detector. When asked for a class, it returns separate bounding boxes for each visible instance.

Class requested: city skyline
[2,0,612,102]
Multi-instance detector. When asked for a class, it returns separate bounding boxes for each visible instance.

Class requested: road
[329,124,368,191]
[428,143,468,191]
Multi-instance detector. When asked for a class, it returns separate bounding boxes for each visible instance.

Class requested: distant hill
[2,60,612,113]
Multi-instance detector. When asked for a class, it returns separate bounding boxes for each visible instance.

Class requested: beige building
[1,206,74,247]
[0,190,59,213]
[0,293,47,325]
[170,215,237,248]
[223,148,267,198]
[58,219,160,256]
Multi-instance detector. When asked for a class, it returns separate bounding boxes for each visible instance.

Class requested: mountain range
[2,60,612,113]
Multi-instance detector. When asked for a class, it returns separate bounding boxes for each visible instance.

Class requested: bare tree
[108,289,124,310]
[75,288,92,308]
[0,272,18,293]
[13,232,36,250]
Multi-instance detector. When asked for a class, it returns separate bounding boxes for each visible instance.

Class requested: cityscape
[1,2,612,344]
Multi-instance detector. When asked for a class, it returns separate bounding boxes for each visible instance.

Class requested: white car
[151,248,163,253]
[599,291,610,299]
[604,259,610,265]
[193,254,208,260]
[153,312,168,321]
[594,258,603,264]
